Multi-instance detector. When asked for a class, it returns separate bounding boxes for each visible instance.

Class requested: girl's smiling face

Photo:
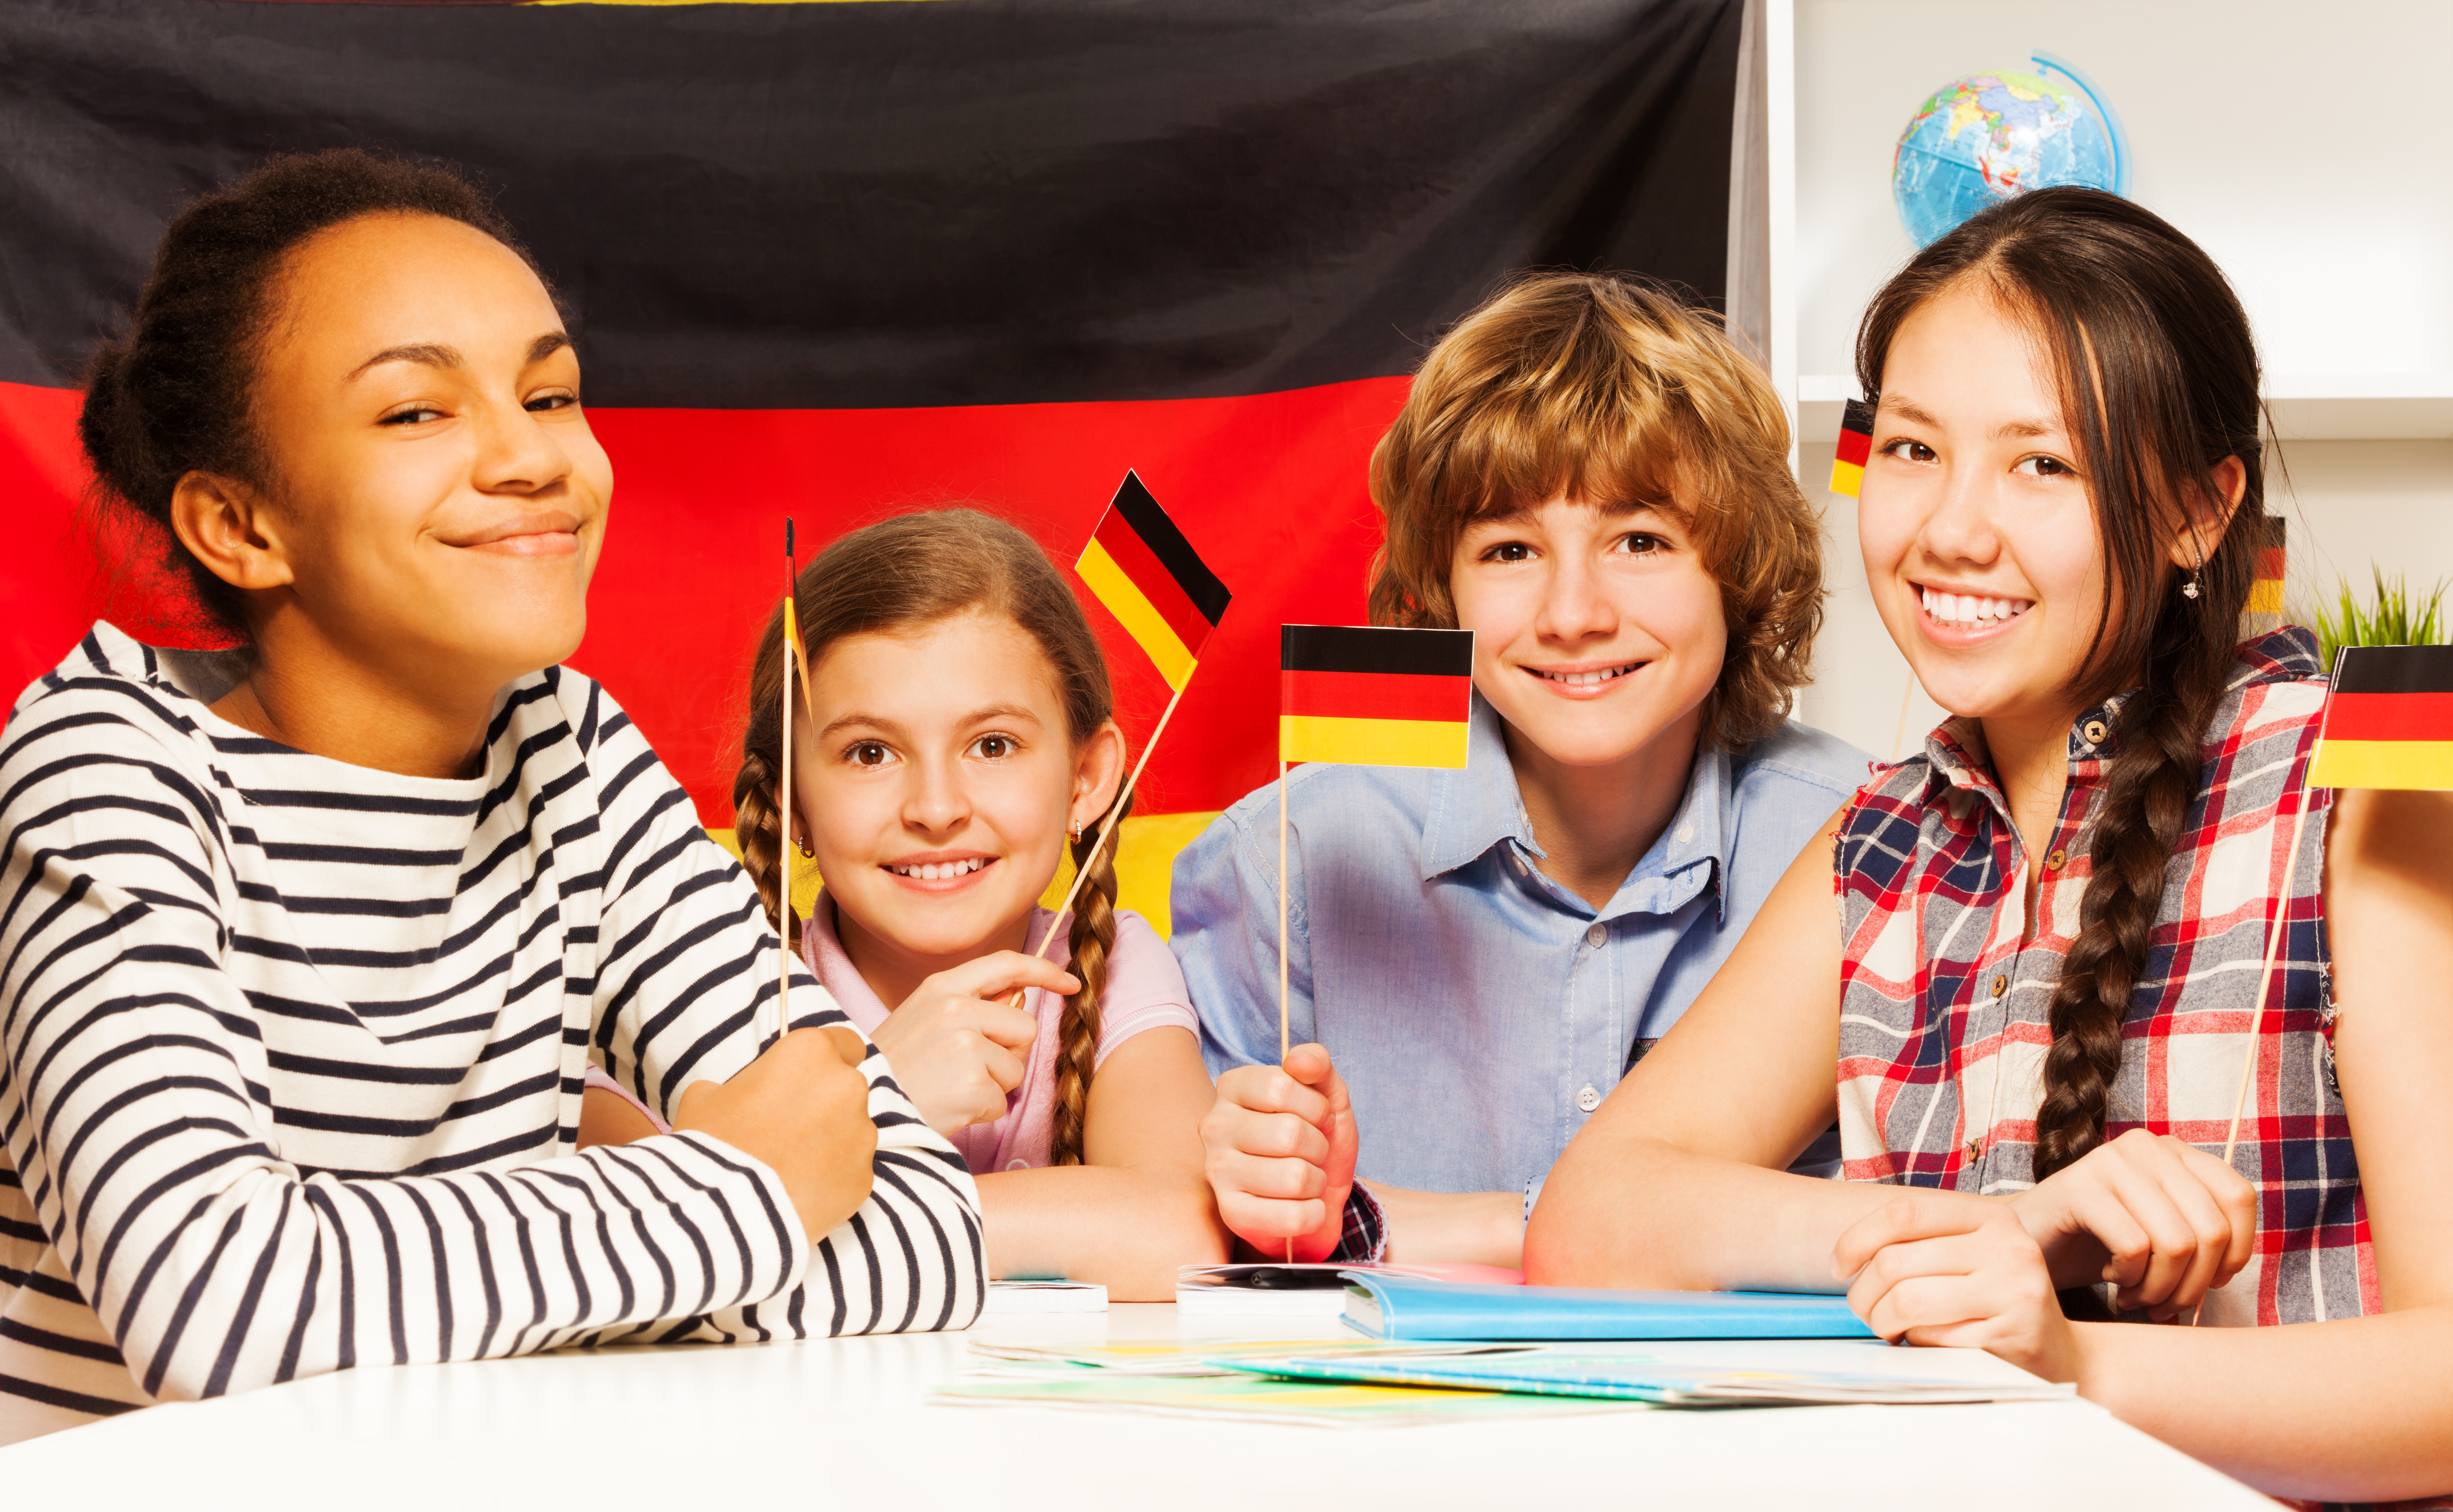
[1858,281,2111,730]
[234,211,611,691]
[791,606,1122,973]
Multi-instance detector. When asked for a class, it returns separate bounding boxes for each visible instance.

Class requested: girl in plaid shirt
[1531,187,2453,1507]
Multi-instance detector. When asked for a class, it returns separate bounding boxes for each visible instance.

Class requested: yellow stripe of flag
[2307,739,2453,791]
[1828,458,1864,498]
[782,594,815,714]
[1078,538,1197,690]
[1280,714,1469,769]
[2247,579,2285,615]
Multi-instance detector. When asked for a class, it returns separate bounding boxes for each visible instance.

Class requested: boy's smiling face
[1448,493,1726,773]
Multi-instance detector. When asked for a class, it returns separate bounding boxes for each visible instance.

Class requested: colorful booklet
[1341,1274,1878,1341]
[928,1372,1645,1428]
[1207,1350,2073,1406]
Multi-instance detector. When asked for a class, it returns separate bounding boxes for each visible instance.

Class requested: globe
[1892,68,2121,247]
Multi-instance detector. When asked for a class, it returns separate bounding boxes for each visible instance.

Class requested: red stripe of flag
[2,375,1409,829]
[2323,691,2453,743]
[1095,504,1217,658]
[1834,428,1871,468]
[2256,545,2284,579]
[1282,668,1473,722]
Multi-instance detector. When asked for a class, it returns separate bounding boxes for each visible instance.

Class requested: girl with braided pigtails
[1529,187,2453,1505]
[580,510,1228,1296]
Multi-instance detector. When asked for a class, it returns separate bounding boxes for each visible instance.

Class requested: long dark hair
[1855,187,2265,1179]
[732,509,1124,1167]
[78,150,535,641]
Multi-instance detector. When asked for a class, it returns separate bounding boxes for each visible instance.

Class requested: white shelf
[2260,375,2453,442]
[1796,373,2453,446]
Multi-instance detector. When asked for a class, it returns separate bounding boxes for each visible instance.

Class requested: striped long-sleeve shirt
[0,624,983,1444]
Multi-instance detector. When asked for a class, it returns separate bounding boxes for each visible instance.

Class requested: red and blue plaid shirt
[1833,628,2373,1327]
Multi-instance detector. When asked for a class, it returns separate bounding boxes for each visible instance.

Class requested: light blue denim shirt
[1172,694,1871,1197]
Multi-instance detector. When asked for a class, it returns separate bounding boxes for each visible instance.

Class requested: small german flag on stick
[1828,398,1875,498]
[1031,474,1233,966]
[2307,644,2453,790]
[2194,641,2453,1322]
[1273,625,1473,1257]
[1076,470,1232,692]
[1280,625,1476,769]
[2242,515,2288,639]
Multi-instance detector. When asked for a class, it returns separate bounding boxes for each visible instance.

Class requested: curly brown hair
[1365,272,1824,750]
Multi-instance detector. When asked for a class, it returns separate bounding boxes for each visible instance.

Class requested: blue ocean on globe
[1893,67,2121,247]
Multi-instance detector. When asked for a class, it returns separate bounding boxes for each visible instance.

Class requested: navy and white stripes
[0,624,982,1442]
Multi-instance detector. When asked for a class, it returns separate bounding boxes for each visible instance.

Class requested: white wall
[1793,0,2453,388]
[1786,0,2453,757]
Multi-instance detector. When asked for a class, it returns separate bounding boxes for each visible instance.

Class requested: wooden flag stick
[2190,780,2314,1326]
[1279,756,1294,1266]
[775,521,799,1046]
[1000,681,1193,1022]
[776,632,796,1043]
[1028,679,1190,962]
[1890,668,1920,763]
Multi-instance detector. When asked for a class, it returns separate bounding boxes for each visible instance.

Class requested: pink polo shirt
[586,892,1198,1176]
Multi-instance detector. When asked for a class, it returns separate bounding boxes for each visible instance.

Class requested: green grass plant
[2306,568,2449,672]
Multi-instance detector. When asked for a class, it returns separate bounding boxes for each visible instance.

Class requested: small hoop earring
[795,834,815,858]
[1069,821,1084,842]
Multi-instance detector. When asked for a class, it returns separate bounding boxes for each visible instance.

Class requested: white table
[1,1304,2268,1509]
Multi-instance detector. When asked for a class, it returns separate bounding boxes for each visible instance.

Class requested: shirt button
[2082,720,2109,745]
[1675,823,1695,847]
[1965,1137,1984,1163]
[2044,849,2066,870]
[1585,922,1607,948]
[1576,1085,1601,1113]
[1990,974,2008,998]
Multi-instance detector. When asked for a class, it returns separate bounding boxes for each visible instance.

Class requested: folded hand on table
[2007,1128,2257,1319]
[1832,1192,2079,1381]
[675,1026,878,1243]
[1831,1128,2259,1381]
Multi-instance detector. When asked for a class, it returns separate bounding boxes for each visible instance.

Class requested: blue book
[1340,1274,1876,1341]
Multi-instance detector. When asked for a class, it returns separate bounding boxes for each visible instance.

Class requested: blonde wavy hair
[1366,272,1824,750]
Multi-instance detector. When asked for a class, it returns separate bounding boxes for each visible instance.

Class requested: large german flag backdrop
[0,0,1741,845]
